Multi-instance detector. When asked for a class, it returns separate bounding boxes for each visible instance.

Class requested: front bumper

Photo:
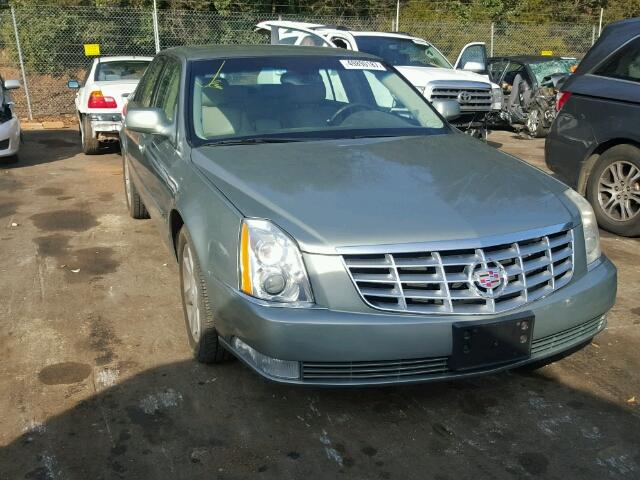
[211,255,616,386]
[0,116,20,157]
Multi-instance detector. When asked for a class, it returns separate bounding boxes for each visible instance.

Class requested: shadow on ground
[0,129,118,170]
[1,357,638,480]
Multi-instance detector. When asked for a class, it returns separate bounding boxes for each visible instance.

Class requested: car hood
[396,66,492,86]
[192,134,575,254]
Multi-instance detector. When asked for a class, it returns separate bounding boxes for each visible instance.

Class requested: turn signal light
[88,90,117,109]
[556,91,572,111]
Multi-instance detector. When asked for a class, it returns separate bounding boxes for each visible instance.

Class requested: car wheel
[587,144,640,237]
[525,108,549,138]
[178,227,230,364]
[80,114,101,155]
[122,153,149,219]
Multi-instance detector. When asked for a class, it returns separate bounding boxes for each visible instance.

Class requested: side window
[458,45,487,71]
[135,57,165,107]
[153,60,181,123]
[331,37,351,50]
[595,36,640,82]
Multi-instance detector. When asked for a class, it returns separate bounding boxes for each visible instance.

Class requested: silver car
[121,45,617,386]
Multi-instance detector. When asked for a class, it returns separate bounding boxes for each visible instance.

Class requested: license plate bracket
[449,312,534,371]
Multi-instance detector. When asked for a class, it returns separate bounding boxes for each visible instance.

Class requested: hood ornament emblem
[468,260,508,299]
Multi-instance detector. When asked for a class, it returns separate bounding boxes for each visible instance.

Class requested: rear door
[454,42,488,74]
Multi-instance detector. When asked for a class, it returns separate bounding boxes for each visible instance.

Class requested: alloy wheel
[182,243,201,340]
[597,160,640,222]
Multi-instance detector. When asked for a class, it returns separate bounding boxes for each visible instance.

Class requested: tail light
[556,91,572,111]
[88,90,117,109]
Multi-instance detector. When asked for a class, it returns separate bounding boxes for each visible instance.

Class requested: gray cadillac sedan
[121,45,616,385]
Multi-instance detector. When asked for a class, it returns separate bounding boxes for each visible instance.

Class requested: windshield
[355,36,452,69]
[189,56,446,143]
[528,59,577,85]
[95,60,150,82]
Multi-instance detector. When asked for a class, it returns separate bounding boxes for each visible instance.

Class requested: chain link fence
[0,4,603,120]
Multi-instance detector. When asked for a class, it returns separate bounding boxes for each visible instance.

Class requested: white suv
[68,56,152,154]
[257,21,502,139]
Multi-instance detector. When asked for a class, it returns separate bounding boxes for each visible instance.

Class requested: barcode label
[339,59,386,71]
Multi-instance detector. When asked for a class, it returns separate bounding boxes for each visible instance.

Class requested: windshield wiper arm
[203,137,305,146]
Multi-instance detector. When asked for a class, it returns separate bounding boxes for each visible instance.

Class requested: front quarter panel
[175,149,244,289]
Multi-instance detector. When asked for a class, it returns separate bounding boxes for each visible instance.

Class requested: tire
[122,153,149,219]
[178,226,230,364]
[80,114,101,154]
[587,144,640,237]
[525,108,549,138]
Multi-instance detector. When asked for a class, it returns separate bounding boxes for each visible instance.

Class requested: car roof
[575,17,640,73]
[94,55,154,63]
[162,44,381,61]
[489,55,576,63]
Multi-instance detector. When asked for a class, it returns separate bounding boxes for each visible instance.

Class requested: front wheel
[587,144,640,237]
[178,227,230,364]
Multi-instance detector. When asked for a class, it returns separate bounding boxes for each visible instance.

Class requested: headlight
[491,86,503,110]
[564,189,601,266]
[239,218,313,304]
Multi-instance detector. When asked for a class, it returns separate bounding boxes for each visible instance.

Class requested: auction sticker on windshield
[340,59,386,70]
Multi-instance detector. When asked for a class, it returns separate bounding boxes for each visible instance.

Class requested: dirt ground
[0,129,638,480]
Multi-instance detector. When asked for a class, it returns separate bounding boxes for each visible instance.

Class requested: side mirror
[67,79,80,89]
[462,61,485,73]
[124,107,172,137]
[432,100,461,121]
[4,79,20,90]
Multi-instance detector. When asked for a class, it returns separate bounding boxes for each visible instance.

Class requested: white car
[0,76,21,162]
[256,21,502,138]
[68,56,153,154]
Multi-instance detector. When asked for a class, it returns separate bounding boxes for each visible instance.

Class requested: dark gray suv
[545,18,640,237]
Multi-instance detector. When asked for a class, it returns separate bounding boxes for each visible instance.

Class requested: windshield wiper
[203,137,306,147]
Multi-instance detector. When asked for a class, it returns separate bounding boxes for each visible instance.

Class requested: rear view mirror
[67,79,80,89]
[125,107,172,137]
[4,79,20,90]
[432,100,461,121]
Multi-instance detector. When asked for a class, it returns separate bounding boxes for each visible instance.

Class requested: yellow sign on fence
[84,44,101,56]
[541,50,554,56]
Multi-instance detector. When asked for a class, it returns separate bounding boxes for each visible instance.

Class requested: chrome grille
[430,86,492,112]
[302,357,449,382]
[342,229,574,315]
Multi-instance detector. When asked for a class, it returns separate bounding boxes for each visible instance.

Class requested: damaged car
[487,55,577,137]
